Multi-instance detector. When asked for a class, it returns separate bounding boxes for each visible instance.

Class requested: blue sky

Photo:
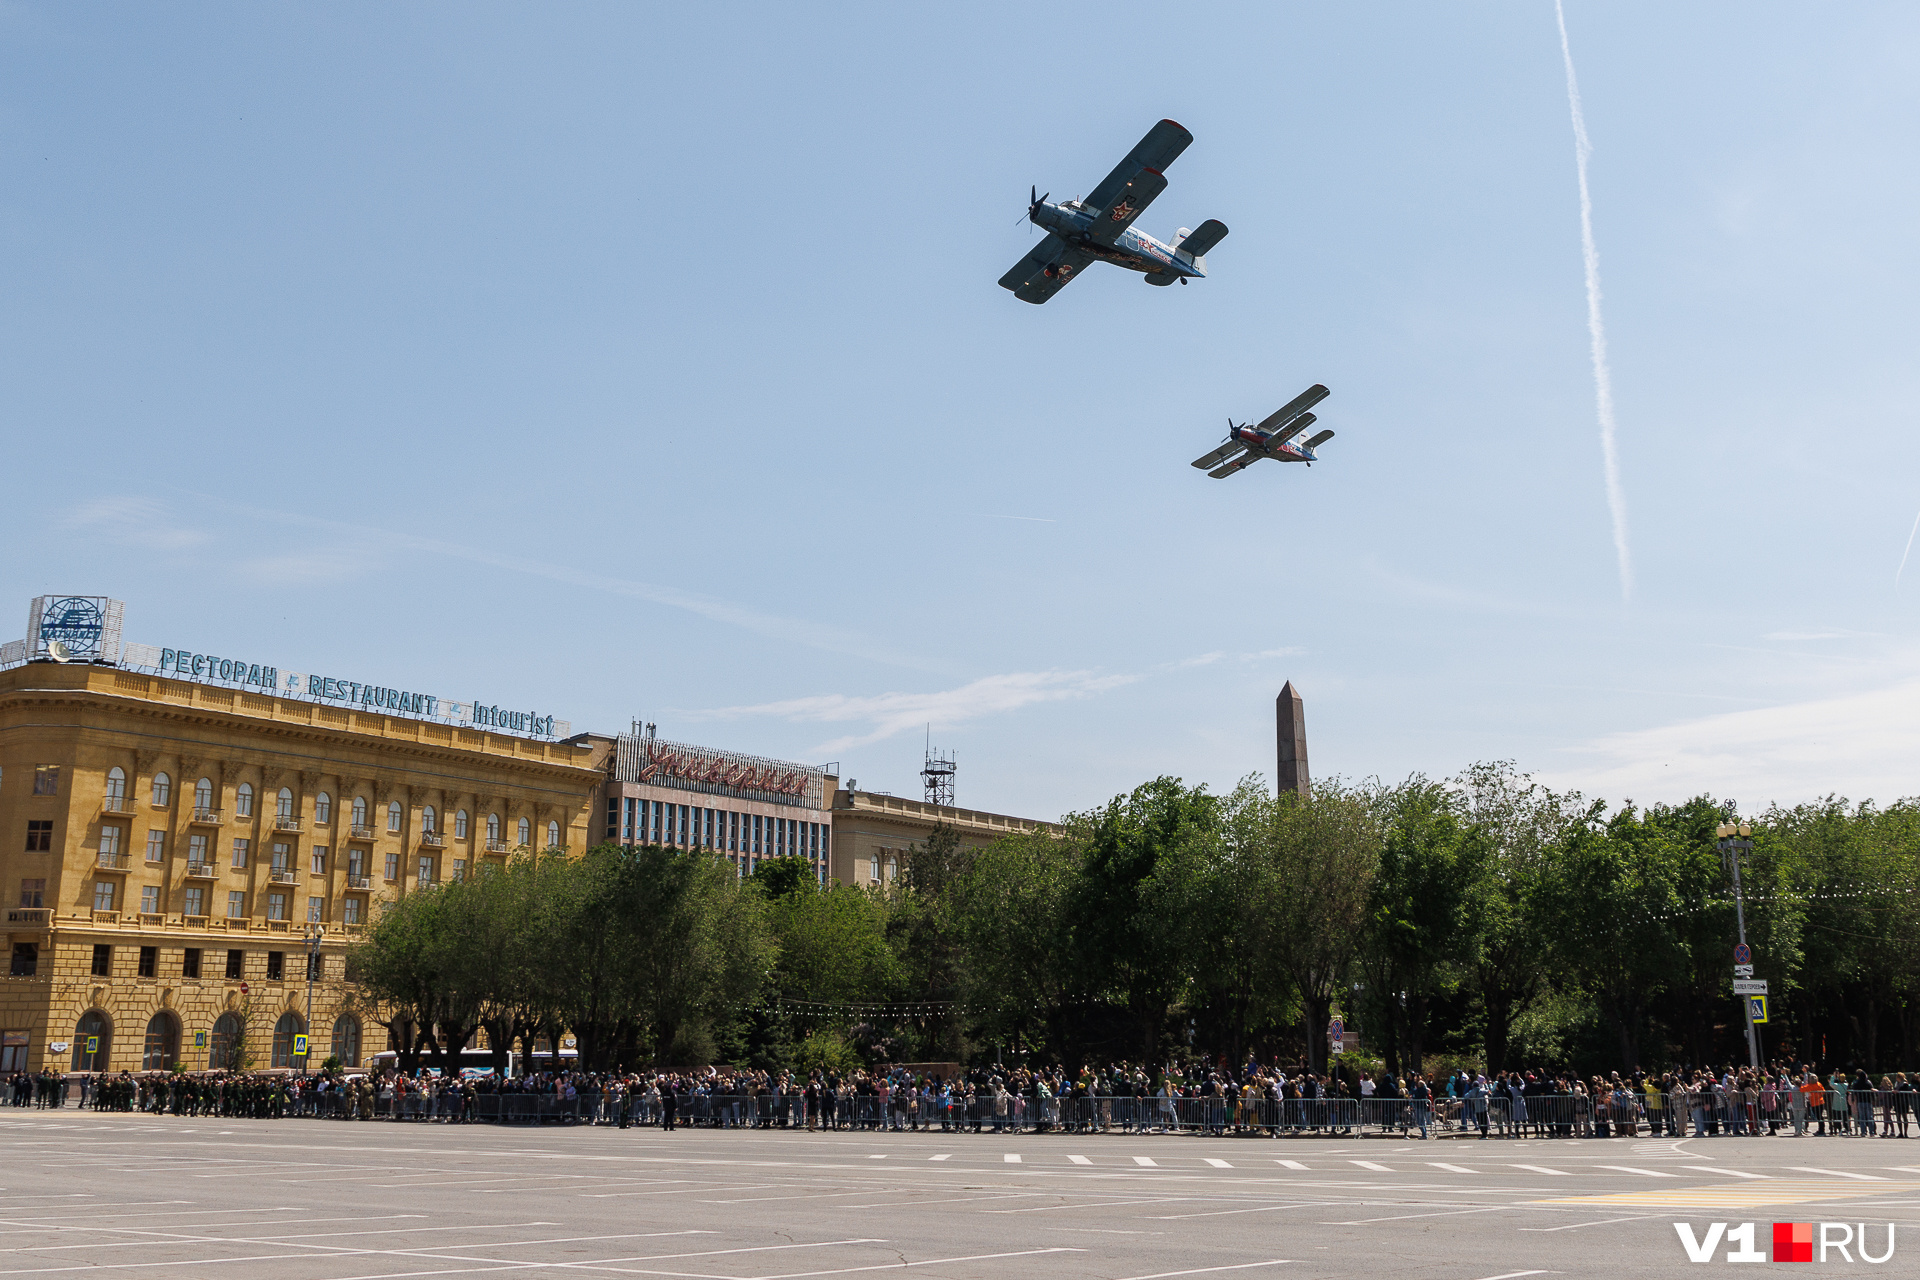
[6,3,1920,820]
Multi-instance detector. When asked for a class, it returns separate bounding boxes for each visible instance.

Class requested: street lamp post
[303,923,324,1075]
[1716,822,1761,1071]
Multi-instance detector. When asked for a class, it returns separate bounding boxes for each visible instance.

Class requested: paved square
[2,1111,1916,1277]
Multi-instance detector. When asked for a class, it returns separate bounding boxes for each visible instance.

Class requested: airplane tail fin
[1175,218,1229,274]
[1304,429,1334,449]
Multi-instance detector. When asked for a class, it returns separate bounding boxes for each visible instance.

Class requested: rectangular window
[9,945,37,978]
[416,856,433,887]
[92,881,115,912]
[267,891,288,921]
[343,897,363,924]
[25,820,53,852]
[266,950,284,980]
[0,1030,30,1072]
[271,842,291,872]
[145,830,165,862]
[140,885,160,915]
[451,858,466,881]
[225,948,243,979]
[32,765,60,796]
[231,838,250,869]
[226,890,246,919]
[137,945,156,978]
[184,886,205,917]
[384,852,399,880]
[188,833,209,863]
[17,878,45,909]
[387,804,401,833]
[347,848,364,877]
[605,796,618,842]
[91,944,112,976]
[182,947,201,978]
[99,824,123,855]
[311,846,327,875]
[306,896,323,922]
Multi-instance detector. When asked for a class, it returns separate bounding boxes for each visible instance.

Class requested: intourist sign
[638,740,812,798]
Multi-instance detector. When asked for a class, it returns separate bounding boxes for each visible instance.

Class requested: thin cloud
[693,669,1138,754]
[981,514,1057,523]
[64,497,210,551]
[1762,629,1883,642]
[1169,647,1303,669]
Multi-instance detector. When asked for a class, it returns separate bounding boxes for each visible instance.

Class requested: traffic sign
[1734,943,1752,965]
[85,1035,99,1054]
[1748,995,1769,1024]
[194,1032,206,1047]
[1733,979,1769,995]
[292,1034,309,1057]
[240,982,249,994]
[1733,964,1754,979]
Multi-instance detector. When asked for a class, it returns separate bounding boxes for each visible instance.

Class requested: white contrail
[1897,509,1920,590]
[1556,0,1632,600]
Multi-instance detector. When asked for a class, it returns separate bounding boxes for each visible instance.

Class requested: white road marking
[928,1154,950,1161]
[1787,1167,1887,1180]
[1110,1263,1291,1280]
[1429,1163,1476,1174]
[868,1155,886,1159]
[1596,1165,1677,1178]
[1004,1154,1021,1163]
[1350,1161,1391,1171]
[1204,1159,1232,1168]
[1068,1156,1092,1165]
[1684,1166,1769,1179]
[747,1245,1085,1279]
[1519,1215,1661,1232]
[1470,1271,1554,1280]
[1133,1156,1158,1167]
[1512,1165,1570,1176]
[1276,1160,1309,1171]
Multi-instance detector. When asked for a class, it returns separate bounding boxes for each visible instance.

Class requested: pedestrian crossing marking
[1205,1159,1232,1168]
[1133,1156,1158,1167]
[1429,1163,1475,1174]
[1596,1165,1677,1178]
[1068,1155,1092,1165]
[1351,1161,1391,1171]
[1538,1178,1920,1209]
[1277,1161,1309,1171]
[1512,1165,1569,1176]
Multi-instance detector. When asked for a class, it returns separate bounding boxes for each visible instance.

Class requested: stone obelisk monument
[1276,682,1309,798]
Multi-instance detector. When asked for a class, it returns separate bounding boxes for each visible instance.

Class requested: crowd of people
[15,1059,1920,1140]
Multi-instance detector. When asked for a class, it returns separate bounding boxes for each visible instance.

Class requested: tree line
[348,763,1920,1076]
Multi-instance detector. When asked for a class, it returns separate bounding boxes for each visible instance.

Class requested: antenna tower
[921,726,955,807]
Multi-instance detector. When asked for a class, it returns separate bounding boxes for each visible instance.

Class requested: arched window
[351,796,367,828]
[386,802,402,833]
[105,767,126,803]
[142,1011,180,1071]
[486,813,500,842]
[546,821,561,849]
[422,805,437,833]
[455,810,469,839]
[271,1012,305,1068]
[315,791,332,824]
[71,1010,111,1072]
[235,783,254,818]
[276,788,294,819]
[517,817,531,846]
[331,1014,362,1067]
[152,771,171,806]
[194,778,214,813]
[209,1012,244,1070]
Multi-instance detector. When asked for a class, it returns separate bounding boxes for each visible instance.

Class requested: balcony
[5,908,49,926]
[101,795,133,815]
[96,851,130,870]
[486,839,509,854]
[346,873,372,890]
[268,868,298,885]
[419,829,445,849]
[191,809,224,827]
[185,862,217,879]
[183,915,210,929]
[273,816,304,833]
[350,825,377,841]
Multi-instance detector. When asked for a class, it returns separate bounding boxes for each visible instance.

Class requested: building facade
[0,650,599,1076]
[829,789,1059,888]
[592,729,837,882]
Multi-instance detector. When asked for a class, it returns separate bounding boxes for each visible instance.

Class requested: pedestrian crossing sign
[1748,995,1768,1024]
[293,1034,309,1056]
[194,1032,206,1047]
[85,1035,99,1054]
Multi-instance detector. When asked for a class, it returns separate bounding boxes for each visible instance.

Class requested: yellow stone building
[829,788,1059,888]
[0,657,599,1076]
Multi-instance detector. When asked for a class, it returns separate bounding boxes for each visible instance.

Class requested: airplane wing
[1254,384,1331,439]
[1083,119,1192,246]
[998,235,1097,304]
[1191,440,1245,470]
[1261,410,1317,448]
[1208,456,1255,478]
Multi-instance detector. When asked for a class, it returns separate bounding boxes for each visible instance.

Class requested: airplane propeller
[1015,186,1049,232]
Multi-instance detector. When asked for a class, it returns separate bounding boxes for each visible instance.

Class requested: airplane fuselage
[1029,200,1206,279]
[1228,424,1316,468]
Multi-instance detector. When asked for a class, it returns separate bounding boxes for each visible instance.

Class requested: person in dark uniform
[661,1076,678,1131]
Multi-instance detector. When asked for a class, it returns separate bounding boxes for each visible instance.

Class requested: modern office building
[0,596,599,1076]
